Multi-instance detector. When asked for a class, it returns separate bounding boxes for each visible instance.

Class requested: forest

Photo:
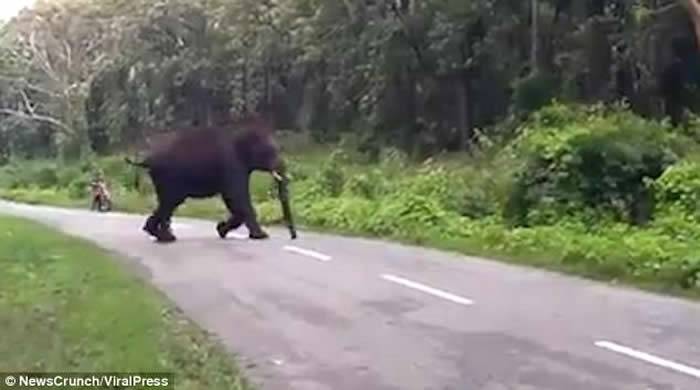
[2,0,700,297]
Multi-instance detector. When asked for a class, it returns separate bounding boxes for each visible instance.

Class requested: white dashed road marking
[595,341,700,379]
[381,274,474,305]
[283,245,332,262]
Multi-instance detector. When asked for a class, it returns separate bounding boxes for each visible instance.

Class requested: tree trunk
[455,26,474,151]
[680,0,700,47]
[404,67,418,153]
[531,0,539,73]
[587,18,612,101]
[242,62,248,114]
[454,72,472,151]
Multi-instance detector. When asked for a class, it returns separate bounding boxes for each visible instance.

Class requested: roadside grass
[0,215,253,389]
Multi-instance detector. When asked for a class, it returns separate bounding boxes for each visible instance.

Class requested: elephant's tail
[124,156,149,168]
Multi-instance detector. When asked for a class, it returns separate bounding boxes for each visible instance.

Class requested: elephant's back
[148,127,233,169]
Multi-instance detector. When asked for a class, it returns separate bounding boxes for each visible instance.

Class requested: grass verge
[0,214,253,389]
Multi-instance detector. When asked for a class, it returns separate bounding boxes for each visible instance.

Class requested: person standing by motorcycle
[89,170,112,212]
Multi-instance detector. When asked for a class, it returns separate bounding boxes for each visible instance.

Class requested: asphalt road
[1,199,700,390]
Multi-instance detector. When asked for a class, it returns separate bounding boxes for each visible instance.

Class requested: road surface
[1,200,699,390]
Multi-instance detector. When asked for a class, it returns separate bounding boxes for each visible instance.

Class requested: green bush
[512,71,559,114]
[400,165,458,209]
[653,159,700,217]
[99,155,136,190]
[368,192,451,236]
[33,165,59,188]
[56,166,83,188]
[67,177,90,199]
[518,101,598,131]
[0,162,61,189]
[302,197,378,231]
[317,149,347,197]
[455,166,507,219]
[342,169,387,199]
[505,104,688,226]
[378,147,409,172]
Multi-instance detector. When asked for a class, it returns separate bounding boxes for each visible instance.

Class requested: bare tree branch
[0,108,72,133]
[0,74,60,97]
[28,29,61,84]
[19,89,35,115]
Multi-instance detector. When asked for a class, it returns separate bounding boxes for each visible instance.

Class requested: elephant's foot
[143,216,160,238]
[155,230,177,243]
[216,221,230,239]
[157,219,176,243]
[249,229,269,240]
[217,215,244,239]
[143,216,176,243]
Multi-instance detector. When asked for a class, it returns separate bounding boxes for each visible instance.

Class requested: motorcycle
[89,181,112,212]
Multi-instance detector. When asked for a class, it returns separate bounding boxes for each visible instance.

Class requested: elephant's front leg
[244,206,268,240]
[223,174,268,240]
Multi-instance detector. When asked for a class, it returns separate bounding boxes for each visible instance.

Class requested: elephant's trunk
[272,168,297,239]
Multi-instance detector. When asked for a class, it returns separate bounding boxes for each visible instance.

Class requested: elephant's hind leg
[147,187,185,243]
[143,214,161,238]
[144,206,177,243]
[155,199,184,242]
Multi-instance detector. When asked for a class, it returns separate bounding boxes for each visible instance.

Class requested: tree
[680,0,700,46]
[0,0,135,159]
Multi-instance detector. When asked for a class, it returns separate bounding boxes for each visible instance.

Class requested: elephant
[125,115,297,243]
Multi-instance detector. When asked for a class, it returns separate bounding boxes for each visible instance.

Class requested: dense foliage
[2,0,700,160]
[504,103,691,226]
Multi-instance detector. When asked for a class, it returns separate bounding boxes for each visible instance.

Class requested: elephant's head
[234,118,297,239]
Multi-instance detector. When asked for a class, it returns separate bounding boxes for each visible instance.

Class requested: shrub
[256,200,284,224]
[68,176,90,199]
[400,165,458,209]
[511,71,559,114]
[453,166,508,219]
[653,159,700,217]
[56,166,83,188]
[648,207,700,243]
[98,156,135,190]
[299,197,377,232]
[378,147,409,172]
[505,105,688,226]
[342,169,387,199]
[317,149,347,197]
[33,165,59,188]
[368,192,451,237]
[1,162,60,189]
